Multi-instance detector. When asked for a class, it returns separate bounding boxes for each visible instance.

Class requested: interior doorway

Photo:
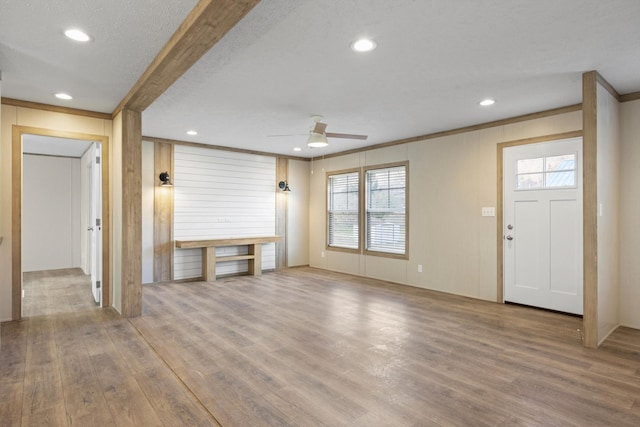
[21,135,102,316]
[11,126,110,320]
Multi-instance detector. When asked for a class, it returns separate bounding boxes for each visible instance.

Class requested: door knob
[506,235,513,241]
[88,227,94,231]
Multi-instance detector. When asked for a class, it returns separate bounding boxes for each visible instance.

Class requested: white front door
[503,138,583,315]
[89,142,102,305]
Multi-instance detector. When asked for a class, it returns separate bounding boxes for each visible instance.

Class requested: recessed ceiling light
[350,38,377,52]
[64,29,91,42]
[55,93,73,100]
[293,147,302,152]
[479,98,496,106]
[186,130,198,136]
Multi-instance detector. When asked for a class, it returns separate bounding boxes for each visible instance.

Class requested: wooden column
[154,142,174,282]
[202,247,216,281]
[275,157,288,269]
[582,71,598,348]
[121,109,143,317]
[248,243,262,276]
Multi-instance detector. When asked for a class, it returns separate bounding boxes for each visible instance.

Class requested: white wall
[22,154,81,271]
[173,145,276,279]
[309,111,582,301]
[620,98,640,329]
[596,85,621,343]
[287,159,310,266]
[141,140,155,284]
[80,147,92,274]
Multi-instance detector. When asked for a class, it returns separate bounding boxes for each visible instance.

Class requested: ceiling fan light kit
[307,132,329,148]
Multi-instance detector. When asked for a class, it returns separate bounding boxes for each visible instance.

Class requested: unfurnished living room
[1,1,640,426]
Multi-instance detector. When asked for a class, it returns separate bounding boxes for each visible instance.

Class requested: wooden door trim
[582,71,599,348]
[12,126,111,320]
[496,130,583,304]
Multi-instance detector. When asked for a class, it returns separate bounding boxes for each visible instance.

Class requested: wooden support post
[248,244,262,276]
[203,247,217,282]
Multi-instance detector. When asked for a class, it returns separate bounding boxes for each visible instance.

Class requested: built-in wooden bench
[175,236,281,281]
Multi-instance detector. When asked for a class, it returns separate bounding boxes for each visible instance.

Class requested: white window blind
[365,166,406,254]
[327,171,359,250]
[173,145,276,279]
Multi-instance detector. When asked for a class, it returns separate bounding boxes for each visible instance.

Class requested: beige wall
[111,112,123,313]
[309,111,582,301]
[596,85,621,343]
[287,159,310,266]
[0,104,113,321]
[620,99,640,329]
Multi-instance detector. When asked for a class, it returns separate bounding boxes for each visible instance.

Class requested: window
[516,153,576,190]
[365,164,407,255]
[327,171,359,250]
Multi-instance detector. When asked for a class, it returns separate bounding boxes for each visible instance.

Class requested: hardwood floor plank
[22,317,65,417]
[53,312,114,426]
[133,366,220,426]
[0,381,23,427]
[21,403,68,426]
[4,267,640,426]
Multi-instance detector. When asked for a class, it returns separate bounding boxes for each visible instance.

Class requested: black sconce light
[159,171,173,187]
[278,180,291,192]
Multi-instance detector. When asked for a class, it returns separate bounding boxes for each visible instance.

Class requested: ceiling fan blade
[326,132,368,140]
[313,122,328,134]
[266,133,307,138]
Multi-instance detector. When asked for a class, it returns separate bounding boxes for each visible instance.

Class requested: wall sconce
[278,180,291,192]
[159,171,173,187]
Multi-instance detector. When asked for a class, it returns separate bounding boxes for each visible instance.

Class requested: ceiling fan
[270,115,368,148]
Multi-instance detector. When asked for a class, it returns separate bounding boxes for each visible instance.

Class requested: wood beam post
[121,109,143,317]
[154,142,174,282]
[582,71,598,348]
[276,157,288,269]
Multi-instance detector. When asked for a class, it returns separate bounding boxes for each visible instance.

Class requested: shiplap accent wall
[173,145,276,279]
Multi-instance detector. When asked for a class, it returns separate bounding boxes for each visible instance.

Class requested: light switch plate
[482,207,495,217]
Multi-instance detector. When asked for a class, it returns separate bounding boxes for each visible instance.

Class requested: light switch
[482,207,495,217]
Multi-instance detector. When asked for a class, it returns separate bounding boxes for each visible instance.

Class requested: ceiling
[22,134,93,158]
[2,0,640,158]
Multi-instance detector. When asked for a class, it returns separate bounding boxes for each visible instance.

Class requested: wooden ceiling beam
[113,0,260,116]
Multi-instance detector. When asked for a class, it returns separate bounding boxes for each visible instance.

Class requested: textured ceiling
[0,0,199,112]
[2,0,640,158]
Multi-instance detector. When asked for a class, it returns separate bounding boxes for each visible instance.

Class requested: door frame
[496,132,592,330]
[12,125,110,320]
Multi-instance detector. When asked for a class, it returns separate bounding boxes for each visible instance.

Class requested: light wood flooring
[1,267,640,426]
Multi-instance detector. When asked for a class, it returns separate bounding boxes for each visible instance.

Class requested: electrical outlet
[321,251,325,258]
[418,264,423,273]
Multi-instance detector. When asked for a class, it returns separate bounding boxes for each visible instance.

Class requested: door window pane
[517,158,543,174]
[516,153,576,190]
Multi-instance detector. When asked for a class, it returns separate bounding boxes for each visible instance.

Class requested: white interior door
[89,142,102,305]
[503,138,583,315]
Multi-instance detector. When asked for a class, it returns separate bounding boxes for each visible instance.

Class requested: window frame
[325,162,409,259]
[363,161,409,259]
[326,168,361,254]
